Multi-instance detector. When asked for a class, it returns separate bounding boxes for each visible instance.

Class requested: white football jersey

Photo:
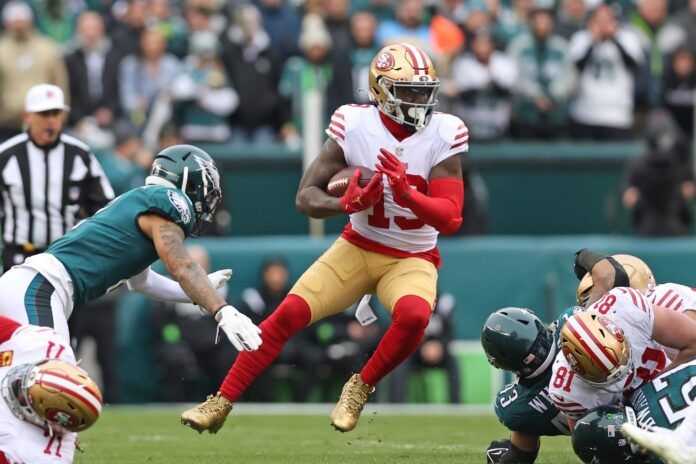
[0,325,77,464]
[549,287,668,419]
[647,283,696,313]
[647,283,696,360]
[326,105,468,253]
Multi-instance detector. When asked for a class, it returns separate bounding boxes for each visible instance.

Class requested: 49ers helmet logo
[600,317,624,342]
[375,52,395,71]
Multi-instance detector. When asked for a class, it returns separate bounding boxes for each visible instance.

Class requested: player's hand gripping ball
[328,167,383,214]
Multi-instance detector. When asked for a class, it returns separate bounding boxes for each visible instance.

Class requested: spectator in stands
[351,0,395,22]
[325,0,352,55]
[221,4,283,144]
[376,0,430,51]
[324,0,354,115]
[622,110,694,236]
[119,26,181,129]
[438,0,469,25]
[444,29,517,141]
[0,1,69,139]
[171,31,238,143]
[674,0,696,53]
[662,47,695,138]
[278,14,335,145]
[110,0,147,57]
[493,0,535,48]
[389,292,460,403]
[350,11,380,103]
[629,0,686,107]
[96,120,149,195]
[555,0,587,40]
[508,8,576,139]
[304,307,381,402]
[460,7,493,42]
[238,256,294,402]
[150,246,235,402]
[568,4,644,140]
[147,0,188,58]
[65,12,122,135]
[258,0,301,61]
[33,0,85,46]
[184,0,220,36]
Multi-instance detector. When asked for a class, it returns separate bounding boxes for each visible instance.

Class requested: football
[326,166,376,197]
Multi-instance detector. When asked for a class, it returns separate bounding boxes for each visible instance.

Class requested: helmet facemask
[1,363,49,431]
[378,76,439,131]
[186,155,222,237]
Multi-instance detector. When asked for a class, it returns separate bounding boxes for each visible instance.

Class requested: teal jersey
[628,359,696,431]
[47,185,195,305]
[494,307,579,437]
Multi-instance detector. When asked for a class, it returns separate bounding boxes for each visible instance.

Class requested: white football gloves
[208,269,233,290]
[215,305,263,352]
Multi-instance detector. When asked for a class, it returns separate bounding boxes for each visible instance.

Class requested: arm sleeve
[398,178,464,235]
[82,153,115,215]
[0,316,20,343]
[127,267,192,303]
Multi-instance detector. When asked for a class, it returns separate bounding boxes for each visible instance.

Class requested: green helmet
[572,406,648,464]
[146,144,221,237]
[480,307,555,378]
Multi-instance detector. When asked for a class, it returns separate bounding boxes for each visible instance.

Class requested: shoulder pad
[436,113,469,152]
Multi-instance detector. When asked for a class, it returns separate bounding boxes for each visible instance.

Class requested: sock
[674,405,696,447]
[360,295,431,386]
[218,294,311,402]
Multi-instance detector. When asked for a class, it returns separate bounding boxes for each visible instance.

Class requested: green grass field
[73,405,579,463]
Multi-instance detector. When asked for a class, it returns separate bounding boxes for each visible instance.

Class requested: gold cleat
[330,374,375,432]
[181,392,233,434]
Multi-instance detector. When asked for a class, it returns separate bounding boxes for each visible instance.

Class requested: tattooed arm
[137,214,226,314]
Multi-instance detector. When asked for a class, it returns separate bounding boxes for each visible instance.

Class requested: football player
[575,249,696,325]
[481,306,576,464]
[0,315,102,463]
[181,43,466,434]
[572,358,696,464]
[549,288,696,430]
[0,144,262,353]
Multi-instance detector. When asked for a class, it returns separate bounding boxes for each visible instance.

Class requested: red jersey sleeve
[0,316,21,344]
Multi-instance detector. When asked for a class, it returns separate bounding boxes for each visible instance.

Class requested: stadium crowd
[0,0,694,155]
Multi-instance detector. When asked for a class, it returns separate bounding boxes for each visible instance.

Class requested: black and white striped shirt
[0,133,114,248]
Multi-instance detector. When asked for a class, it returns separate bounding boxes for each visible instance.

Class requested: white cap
[2,1,32,24]
[24,84,70,113]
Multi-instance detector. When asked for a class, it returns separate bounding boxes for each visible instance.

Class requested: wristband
[606,257,630,288]
[213,304,228,317]
[574,249,610,279]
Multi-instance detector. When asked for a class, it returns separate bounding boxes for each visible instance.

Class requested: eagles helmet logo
[167,191,192,225]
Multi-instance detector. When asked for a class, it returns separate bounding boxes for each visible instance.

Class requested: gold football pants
[289,237,438,324]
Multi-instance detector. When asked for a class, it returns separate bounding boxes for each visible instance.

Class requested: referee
[0,83,114,271]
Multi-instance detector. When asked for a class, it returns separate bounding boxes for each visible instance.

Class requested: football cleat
[621,423,696,464]
[330,374,375,432]
[180,392,233,434]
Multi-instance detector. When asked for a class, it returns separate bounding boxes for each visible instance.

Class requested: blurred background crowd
[1,0,694,149]
[1,0,695,404]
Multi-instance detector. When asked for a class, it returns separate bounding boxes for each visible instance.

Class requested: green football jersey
[628,359,696,431]
[47,185,195,305]
[494,307,578,437]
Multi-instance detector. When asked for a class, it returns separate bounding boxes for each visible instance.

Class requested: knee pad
[392,295,431,331]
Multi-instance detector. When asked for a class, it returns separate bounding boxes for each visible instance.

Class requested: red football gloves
[376,149,411,204]
[339,168,384,214]
[376,148,464,235]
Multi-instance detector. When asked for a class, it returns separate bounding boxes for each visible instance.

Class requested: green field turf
[73,406,580,463]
